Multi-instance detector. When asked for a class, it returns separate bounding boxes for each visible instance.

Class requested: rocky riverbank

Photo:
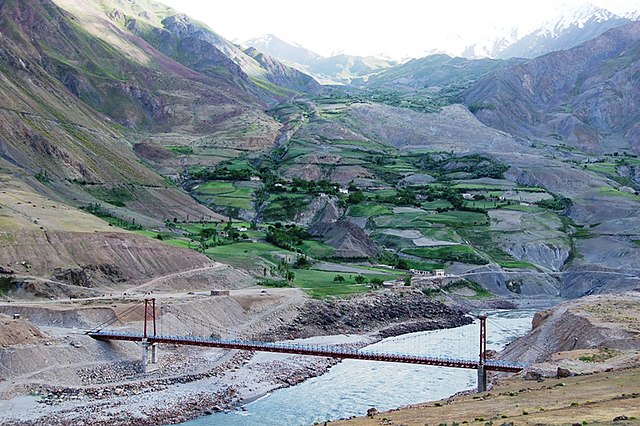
[265,290,473,340]
[0,289,475,426]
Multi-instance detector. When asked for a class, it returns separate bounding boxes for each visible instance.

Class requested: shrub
[354,275,367,284]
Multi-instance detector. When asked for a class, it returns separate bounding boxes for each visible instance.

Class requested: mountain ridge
[462,20,640,154]
[245,33,396,84]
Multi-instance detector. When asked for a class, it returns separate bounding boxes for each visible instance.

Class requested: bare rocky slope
[463,20,640,154]
[500,291,640,370]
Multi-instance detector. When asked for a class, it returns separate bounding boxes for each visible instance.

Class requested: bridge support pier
[141,298,159,373]
[141,338,158,373]
[151,342,158,364]
[477,365,487,392]
[477,315,488,393]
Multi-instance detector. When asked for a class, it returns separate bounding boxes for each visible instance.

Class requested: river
[183,309,535,426]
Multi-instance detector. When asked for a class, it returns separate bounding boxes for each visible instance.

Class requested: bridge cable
[85,301,144,334]
[158,305,240,339]
[486,317,546,360]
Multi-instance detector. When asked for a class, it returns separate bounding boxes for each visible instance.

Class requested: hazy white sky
[160,0,639,58]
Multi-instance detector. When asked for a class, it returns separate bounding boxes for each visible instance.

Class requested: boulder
[557,367,572,378]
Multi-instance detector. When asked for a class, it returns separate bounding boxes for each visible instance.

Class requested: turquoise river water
[182,309,535,426]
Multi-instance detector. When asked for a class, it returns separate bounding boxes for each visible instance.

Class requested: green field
[348,203,392,217]
[196,181,236,195]
[422,200,453,210]
[585,163,618,175]
[497,260,537,269]
[403,245,488,264]
[211,196,252,210]
[364,189,398,198]
[298,240,336,258]
[417,210,488,227]
[465,200,505,209]
[292,269,390,298]
[132,230,196,249]
[402,258,444,271]
[373,212,435,230]
[599,186,640,200]
[194,181,254,210]
[205,242,292,269]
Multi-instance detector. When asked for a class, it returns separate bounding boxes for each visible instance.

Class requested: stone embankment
[266,290,472,340]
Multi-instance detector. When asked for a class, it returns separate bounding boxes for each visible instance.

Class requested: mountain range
[245,2,639,84]
[462,20,640,154]
[245,34,397,84]
[0,0,638,299]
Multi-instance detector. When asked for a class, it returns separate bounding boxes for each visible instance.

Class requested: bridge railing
[88,330,524,371]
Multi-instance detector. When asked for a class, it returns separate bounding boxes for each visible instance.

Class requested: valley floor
[0,285,468,425]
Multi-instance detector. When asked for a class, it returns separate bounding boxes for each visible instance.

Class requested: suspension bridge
[87,298,526,392]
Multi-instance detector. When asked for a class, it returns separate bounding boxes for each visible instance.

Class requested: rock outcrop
[309,220,379,258]
[267,291,472,340]
[499,292,640,366]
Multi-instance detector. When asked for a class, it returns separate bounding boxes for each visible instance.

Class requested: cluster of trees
[265,223,309,252]
[290,178,340,195]
[376,188,419,207]
[262,195,309,222]
[275,259,295,281]
[333,274,384,287]
[375,252,410,270]
[264,178,340,195]
[333,274,367,283]
[191,166,253,181]
[81,203,142,230]
[537,197,572,211]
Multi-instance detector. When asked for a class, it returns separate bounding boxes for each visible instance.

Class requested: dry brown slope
[0,314,48,347]
[0,184,248,291]
[334,368,640,426]
[336,293,640,426]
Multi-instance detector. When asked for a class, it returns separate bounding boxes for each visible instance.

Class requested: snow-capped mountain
[624,9,640,20]
[243,34,397,84]
[493,2,639,59]
[541,2,616,37]
[447,2,639,59]
[244,34,322,68]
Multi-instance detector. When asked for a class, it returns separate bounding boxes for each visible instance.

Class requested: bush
[294,255,311,268]
[258,279,291,288]
[370,277,384,287]
[333,274,345,282]
[354,275,367,284]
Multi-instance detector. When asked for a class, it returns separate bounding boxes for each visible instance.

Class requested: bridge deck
[88,331,523,373]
